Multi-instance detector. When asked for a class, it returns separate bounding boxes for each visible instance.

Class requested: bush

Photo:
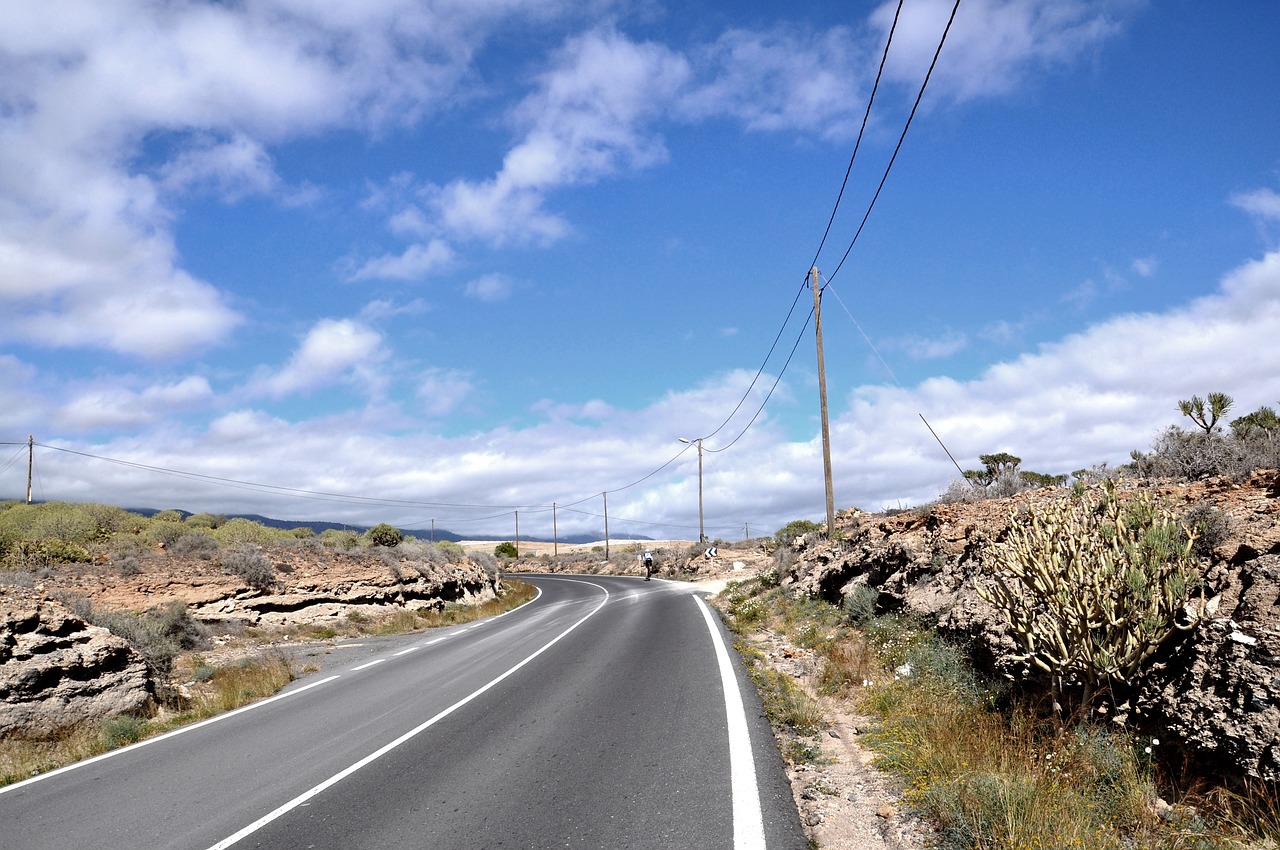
[170,532,218,557]
[366,523,404,548]
[213,518,283,547]
[842,583,878,626]
[494,541,518,558]
[67,598,206,681]
[319,529,359,550]
[219,544,274,592]
[775,519,822,543]
[979,483,1208,713]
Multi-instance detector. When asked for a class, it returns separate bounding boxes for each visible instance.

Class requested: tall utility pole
[810,267,836,536]
[602,492,610,560]
[678,437,706,544]
[26,435,33,505]
[552,503,558,558]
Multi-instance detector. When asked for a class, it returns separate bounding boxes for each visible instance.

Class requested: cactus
[979,482,1210,714]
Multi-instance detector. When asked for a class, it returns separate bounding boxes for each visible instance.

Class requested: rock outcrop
[0,546,502,735]
[781,470,1280,785]
[0,598,152,736]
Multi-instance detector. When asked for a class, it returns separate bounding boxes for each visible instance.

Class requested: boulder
[0,596,152,736]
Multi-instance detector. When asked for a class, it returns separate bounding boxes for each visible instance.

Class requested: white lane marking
[0,676,342,796]
[206,580,610,850]
[393,646,419,656]
[351,658,387,671]
[695,596,766,850]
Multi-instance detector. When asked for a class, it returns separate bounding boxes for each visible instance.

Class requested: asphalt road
[0,574,806,850]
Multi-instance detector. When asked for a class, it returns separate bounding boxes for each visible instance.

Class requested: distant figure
[643,549,654,580]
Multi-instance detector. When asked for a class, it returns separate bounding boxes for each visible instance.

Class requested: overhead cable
[807,0,905,271]
[825,0,962,286]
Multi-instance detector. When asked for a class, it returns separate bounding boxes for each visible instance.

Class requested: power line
[826,0,962,286]
[807,0,905,271]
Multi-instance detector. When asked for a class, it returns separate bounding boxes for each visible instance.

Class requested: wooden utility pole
[810,267,836,536]
[553,502,558,558]
[603,492,610,560]
[514,510,520,558]
[26,435,33,504]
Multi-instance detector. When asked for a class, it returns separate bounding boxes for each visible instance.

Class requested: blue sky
[2,0,1279,541]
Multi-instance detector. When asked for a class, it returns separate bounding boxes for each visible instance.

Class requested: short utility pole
[810,267,836,537]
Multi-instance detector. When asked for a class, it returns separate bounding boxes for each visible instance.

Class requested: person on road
[642,549,653,580]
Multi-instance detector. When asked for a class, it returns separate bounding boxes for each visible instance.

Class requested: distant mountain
[124,508,643,545]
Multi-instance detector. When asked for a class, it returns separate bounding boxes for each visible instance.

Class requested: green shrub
[979,483,1208,712]
[842,583,878,626]
[67,598,206,681]
[366,523,404,548]
[219,544,274,592]
[213,518,283,547]
[144,520,189,548]
[170,532,218,557]
[319,529,359,550]
[775,519,822,543]
[99,714,147,749]
[434,540,466,563]
[494,541,518,558]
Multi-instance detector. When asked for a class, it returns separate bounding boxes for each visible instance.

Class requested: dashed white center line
[350,658,386,671]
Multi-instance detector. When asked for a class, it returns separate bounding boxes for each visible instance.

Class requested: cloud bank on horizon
[1,0,1278,540]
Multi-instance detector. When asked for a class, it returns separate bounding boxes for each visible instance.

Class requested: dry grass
[715,573,1277,850]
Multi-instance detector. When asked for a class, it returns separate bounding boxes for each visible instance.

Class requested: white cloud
[350,239,456,281]
[0,0,580,360]
[425,28,689,246]
[679,26,867,138]
[159,133,279,200]
[887,331,969,360]
[871,0,1137,104]
[1131,256,1158,277]
[55,376,215,430]
[1231,187,1280,221]
[464,273,514,302]
[417,367,475,417]
[251,319,388,398]
[21,252,1280,535]
[828,250,1280,505]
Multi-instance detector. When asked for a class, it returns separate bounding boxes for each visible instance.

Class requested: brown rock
[0,598,152,736]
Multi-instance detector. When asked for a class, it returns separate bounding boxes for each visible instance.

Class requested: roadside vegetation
[0,504,538,787]
[719,574,1277,849]
[720,392,1280,849]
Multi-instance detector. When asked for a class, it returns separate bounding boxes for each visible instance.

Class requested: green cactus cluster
[979,483,1210,710]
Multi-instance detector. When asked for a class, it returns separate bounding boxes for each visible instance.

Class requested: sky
[2,0,1279,543]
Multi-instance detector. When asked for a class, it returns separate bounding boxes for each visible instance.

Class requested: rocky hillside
[780,469,1280,785]
[1,542,500,736]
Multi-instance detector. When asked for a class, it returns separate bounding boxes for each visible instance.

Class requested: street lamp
[678,437,706,544]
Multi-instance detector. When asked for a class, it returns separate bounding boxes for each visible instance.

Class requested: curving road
[0,574,806,849]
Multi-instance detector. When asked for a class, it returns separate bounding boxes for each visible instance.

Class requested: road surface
[0,574,806,849]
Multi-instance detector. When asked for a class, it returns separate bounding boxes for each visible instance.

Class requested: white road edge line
[695,595,766,850]
[0,676,342,796]
[351,659,387,671]
[205,579,609,850]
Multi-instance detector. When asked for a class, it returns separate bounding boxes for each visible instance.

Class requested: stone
[0,600,152,736]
